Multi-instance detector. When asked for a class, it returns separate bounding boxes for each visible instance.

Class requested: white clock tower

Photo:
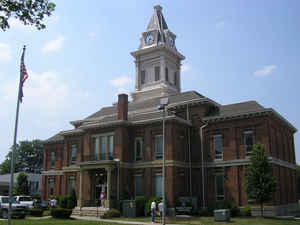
[131,5,185,102]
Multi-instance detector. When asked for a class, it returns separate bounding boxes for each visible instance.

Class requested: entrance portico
[77,160,118,209]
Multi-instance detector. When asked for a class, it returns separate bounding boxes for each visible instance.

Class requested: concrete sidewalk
[71,215,179,225]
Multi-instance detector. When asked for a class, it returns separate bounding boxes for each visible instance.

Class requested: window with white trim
[155,66,160,81]
[215,174,224,201]
[70,144,77,165]
[213,135,223,160]
[141,70,146,85]
[135,175,143,197]
[135,138,143,161]
[92,133,114,160]
[155,135,163,159]
[244,131,254,157]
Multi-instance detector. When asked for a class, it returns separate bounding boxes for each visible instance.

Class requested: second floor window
[92,134,114,160]
[50,152,55,169]
[155,66,160,81]
[70,144,77,165]
[244,131,254,157]
[135,138,143,161]
[214,135,223,160]
[155,135,163,159]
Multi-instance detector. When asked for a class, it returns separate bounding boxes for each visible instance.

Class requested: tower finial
[154,5,162,12]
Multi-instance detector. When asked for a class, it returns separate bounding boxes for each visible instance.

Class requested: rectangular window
[135,138,143,161]
[141,70,145,84]
[155,135,163,159]
[135,176,143,197]
[70,144,77,165]
[155,66,160,81]
[174,72,177,85]
[68,176,75,195]
[108,135,114,160]
[49,178,55,197]
[215,174,224,201]
[244,131,254,157]
[214,135,223,160]
[165,67,169,82]
[101,136,107,159]
[92,137,100,160]
[50,152,55,169]
[155,175,162,197]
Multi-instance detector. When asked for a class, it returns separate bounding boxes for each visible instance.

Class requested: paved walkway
[71,215,179,225]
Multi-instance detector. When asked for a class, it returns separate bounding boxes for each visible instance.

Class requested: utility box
[122,200,136,217]
[214,209,230,222]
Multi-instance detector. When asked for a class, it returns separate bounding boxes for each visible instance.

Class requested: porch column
[106,167,112,208]
[78,169,84,207]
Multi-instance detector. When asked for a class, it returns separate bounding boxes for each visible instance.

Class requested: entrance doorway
[94,169,107,206]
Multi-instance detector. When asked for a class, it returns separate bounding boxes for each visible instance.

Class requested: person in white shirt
[158,201,164,223]
[151,201,156,223]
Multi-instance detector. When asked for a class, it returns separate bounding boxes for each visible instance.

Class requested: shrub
[50,208,72,219]
[29,208,44,217]
[136,196,146,217]
[101,209,120,219]
[68,189,77,209]
[145,197,161,216]
[57,195,70,208]
[241,205,251,217]
[215,200,240,217]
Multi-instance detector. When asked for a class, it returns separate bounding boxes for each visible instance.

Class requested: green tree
[0,139,44,174]
[0,0,56,31]
[246,143,277,217]
[14,171,29,195]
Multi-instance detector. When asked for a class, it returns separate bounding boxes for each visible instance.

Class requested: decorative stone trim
[42,170,64,176]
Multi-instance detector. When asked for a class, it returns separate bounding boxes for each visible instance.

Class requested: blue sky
[0,0,299,163]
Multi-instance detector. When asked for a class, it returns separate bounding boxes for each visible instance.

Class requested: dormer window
[141,70,146,85]
[155,66,160,81]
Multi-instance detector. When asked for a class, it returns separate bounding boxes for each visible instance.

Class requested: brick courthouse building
[42,6,297,214]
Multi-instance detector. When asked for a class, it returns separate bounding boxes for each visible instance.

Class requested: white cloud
[42,36,66,53]
[0,43,12,61]
[109,76,134,87]
[1,71,69,115]
[254,65,277,77]
[181,64,191,72]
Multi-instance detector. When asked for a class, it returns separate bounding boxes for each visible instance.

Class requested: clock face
[145,33,154,45]
[168,36,174,47]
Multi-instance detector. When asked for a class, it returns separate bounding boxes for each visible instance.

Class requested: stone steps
[72,207,109,217]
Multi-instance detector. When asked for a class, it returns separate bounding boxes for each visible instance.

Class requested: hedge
[50,208,72,219]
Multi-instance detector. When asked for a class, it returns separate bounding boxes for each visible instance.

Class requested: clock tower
[131,5,185,102]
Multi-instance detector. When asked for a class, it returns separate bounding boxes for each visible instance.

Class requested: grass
[112,216,300,225]
[0,218,129,225]
[0,216,298,225]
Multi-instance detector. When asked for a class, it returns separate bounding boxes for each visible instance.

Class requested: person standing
[151,200,156,223]
[158,201,164,223]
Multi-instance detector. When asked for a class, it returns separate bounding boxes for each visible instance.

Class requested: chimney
[117,94,128,120]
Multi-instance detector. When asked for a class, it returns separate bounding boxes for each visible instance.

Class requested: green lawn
[0,216,298,225]
[0,218,127,225]
[113,216,300,225]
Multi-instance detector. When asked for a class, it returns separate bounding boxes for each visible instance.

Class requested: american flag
[19,46,28,103]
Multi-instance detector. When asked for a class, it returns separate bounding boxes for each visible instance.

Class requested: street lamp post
[158,97,169,225]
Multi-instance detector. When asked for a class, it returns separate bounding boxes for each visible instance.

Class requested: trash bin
[214,209,230,222]
[122,200,136,217]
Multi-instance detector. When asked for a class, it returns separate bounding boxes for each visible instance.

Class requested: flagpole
[8,45,26,225]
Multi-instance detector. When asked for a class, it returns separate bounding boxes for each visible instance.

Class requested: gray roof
[147,5,168,32]
[0,173,42,183]
[44,133,64,144]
